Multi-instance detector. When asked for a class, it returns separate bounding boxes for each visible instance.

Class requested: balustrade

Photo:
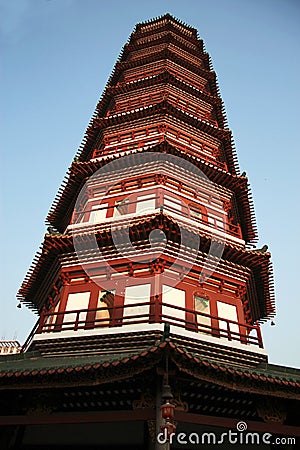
[36,300,263,348]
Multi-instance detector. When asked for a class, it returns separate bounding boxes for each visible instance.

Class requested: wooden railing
[36,300,263,348]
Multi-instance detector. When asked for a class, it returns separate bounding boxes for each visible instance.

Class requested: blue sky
[0,0,299,367]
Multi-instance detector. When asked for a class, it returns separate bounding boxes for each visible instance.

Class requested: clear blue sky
[1,0,299,367]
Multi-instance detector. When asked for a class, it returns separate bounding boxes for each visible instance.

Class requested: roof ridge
[136,13,197,33]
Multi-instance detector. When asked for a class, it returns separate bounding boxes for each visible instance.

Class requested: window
[190,206,202,220]
[217,301,239,340]
[163,195,182,213]
[162,285,185,325]
[124,284,151,323]
[89,203,108,223]
[114,198,129,217]
[194,295,211,332]
[207,214,225,231]
[44,301,60,332]
[63,292,90,328]
[136,194,156,214]
[95,290,115,327]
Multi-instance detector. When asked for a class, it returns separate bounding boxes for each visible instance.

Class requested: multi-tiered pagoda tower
[0,14,299,450]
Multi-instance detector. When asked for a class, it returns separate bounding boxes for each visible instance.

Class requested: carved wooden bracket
[132,392,155,410]
[60,272,70,286]
[256,398,287,424]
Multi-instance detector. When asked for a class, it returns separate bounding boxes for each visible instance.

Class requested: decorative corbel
[256,398,287,424]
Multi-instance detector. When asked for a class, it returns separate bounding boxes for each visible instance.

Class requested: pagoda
[0,14,299,449]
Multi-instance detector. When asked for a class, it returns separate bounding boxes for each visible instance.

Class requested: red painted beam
[1,409,299,438]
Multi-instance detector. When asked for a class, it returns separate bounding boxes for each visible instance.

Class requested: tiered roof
[19,13,274,328]
[45,14,252,240]
[18,213,274,321]
[0,342,299,397]
[46,143,256,242]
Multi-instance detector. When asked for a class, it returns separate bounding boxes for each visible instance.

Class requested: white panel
[90,203,108,223]
[45,302,60,332]
[217,301,239,339]
[124,284,151,322]
[164,196,182,212]
[64,292,90,327]
[136,195,156,214]
[216,219,224,230]
[162,285,185,324]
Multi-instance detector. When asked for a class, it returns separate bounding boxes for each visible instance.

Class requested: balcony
[34,300,263,349]
[71,194,243,242]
